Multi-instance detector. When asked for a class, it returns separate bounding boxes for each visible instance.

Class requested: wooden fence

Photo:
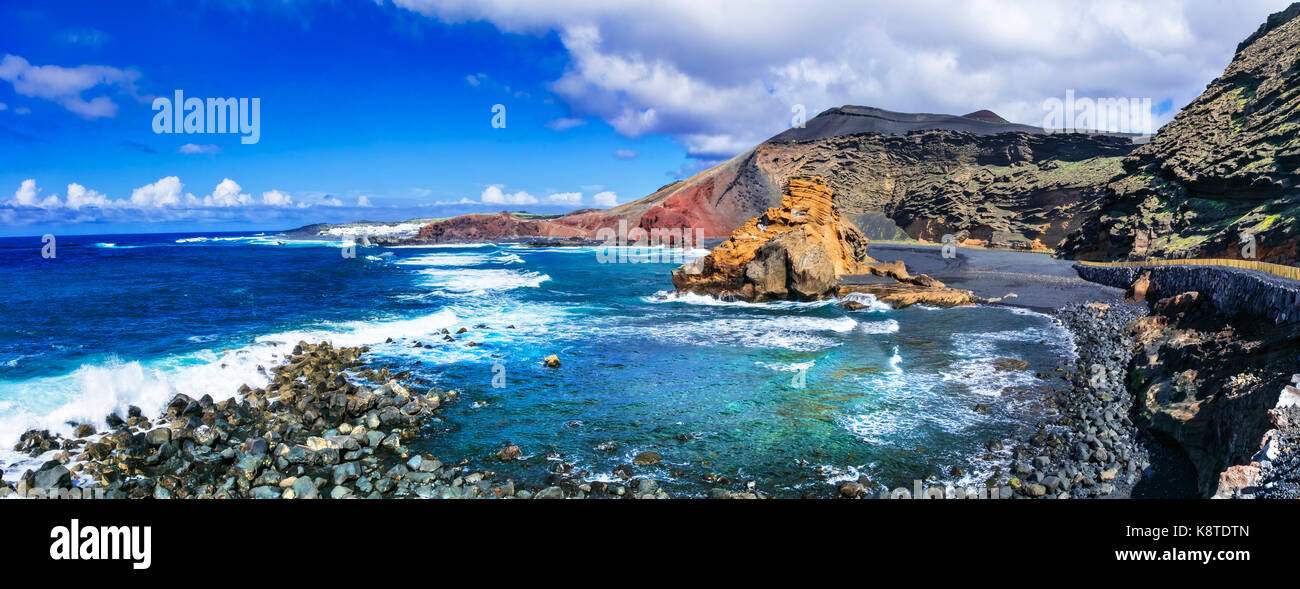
[1076,258,1300,281]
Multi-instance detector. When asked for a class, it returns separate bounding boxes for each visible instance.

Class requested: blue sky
[0,0,1288,236]
[0,0,686,235]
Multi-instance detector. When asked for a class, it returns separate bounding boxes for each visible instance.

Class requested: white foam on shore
[938,318,1069,396]
[0,309,466,466]
[642,290,841,309]
[837,370,968,446]
[839,292,893,312]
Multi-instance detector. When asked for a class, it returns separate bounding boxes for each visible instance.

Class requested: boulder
[290,476,319,499]
[1125,270,1152,302]
[34,461,72,490]
[145,428,171,446]
[633,451,662,466]
[496,445,522,461]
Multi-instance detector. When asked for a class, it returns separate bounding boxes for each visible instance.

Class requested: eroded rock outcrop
[670,176,869,301]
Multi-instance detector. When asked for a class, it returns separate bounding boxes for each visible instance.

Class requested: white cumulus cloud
[64,183,110,209]
[201,178,252,207]
[130,176,185,208]
[480,184,538,205]
[592,191,618,207]
[262,189,294,207]
[546,191,582,205]
[0,54,140,119]
[392,0,1287,162]
[9,179,60,208]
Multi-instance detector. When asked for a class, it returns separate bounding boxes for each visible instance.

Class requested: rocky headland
[669,175,975,307]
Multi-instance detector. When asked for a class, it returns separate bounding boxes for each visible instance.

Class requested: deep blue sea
[0,231,1075,496]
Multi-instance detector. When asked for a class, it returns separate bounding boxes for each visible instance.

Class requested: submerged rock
[633,451,662,466]
[992,358,1029,372]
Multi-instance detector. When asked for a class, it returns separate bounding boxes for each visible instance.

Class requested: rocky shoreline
[834,300,1155,499]
[4,270,1290,500]
[0,341,698,500]
[1005,301,1153,498]
[4,299,1153,501]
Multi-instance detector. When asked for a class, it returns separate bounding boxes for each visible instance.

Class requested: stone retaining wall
[1075,264,1300,324]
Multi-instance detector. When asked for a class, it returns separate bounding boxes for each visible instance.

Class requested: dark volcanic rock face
[1062,3,1300,264]
[1078,264,1300,496]
[604,121,1136,249]
[401,108,1137,247]
[768,105,1048,141]
[754,130,1134,249]
[1127,295,1297,497]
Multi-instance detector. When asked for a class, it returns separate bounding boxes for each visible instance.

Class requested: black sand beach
[863,243,1126,311]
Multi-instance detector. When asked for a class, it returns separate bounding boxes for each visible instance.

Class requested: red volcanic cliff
[412,212,588,243]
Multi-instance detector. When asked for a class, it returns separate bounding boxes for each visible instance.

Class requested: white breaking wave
[174,235,312,247]
[837,369,972,446]
[392,250,548,297]
[755,359,815,372]
[938,316,1068,396]
[416,268,550,296]
[384,243,493,249]
[642,290,841,309]
[600,315,859,352]
[839,292,893,312]
[857,319,900,334]
[396,253,493,267]
[0,309,467,466]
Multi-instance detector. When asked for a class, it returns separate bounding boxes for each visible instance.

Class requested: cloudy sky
[0,0,1289,235]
